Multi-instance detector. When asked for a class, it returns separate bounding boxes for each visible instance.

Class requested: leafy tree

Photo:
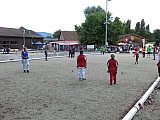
[145,24,151,41]
[132,20,154,42]
[75,6,107,45]
[140,19,145,37]
[130,29,135,33]
[46,36,52,38]
[84,5,105,18]
[135,22,141,35]
[53,29,61,39]
[76,4,126,46]
[146,24,150,32]
[148,33,155,42]
[124,20,131,34]
[19,26,26,31]
[132,19,154,42]
[153,29,160,44]
[108,17,125,45]
[75,12,106,45]
[76,6,160,46]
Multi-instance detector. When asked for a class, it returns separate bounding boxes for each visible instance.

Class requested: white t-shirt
[157,52,160,62]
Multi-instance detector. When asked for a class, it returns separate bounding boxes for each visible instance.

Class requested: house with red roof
[49,31,79,50]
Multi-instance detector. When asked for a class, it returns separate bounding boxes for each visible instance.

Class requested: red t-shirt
[77,55,87,67]
[135,53,139,57]
[107,59,118,72]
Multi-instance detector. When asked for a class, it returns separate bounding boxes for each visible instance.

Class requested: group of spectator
[69,46,76,58]
[3,47,10,54]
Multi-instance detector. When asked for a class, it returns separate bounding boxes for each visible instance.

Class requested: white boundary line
[122,77,160,120]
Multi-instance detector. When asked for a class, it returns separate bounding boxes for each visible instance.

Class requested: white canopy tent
[49,41,80,51]
[58,42,79,46]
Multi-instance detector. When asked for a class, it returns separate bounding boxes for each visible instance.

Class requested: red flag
[124,38,128,42]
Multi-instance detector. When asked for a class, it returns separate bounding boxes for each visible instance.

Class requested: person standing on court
[77,50,87,80]
[147,45,151,58]
[44,48,48,61]
[134,50,139,64]
[68,47,72,58]
[142,46,146,58]
[100,46,105,55]
[71,46,75,58]
[153,45,157,60]
[21,47,29,73]
[107,53,118,85]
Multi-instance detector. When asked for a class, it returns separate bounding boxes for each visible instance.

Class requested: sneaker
[114,82,116,84]
[24,70,26,73]
[82,78,86,80]
[78,78,81,80]
[27,70,29,73]
[110,83,112,85]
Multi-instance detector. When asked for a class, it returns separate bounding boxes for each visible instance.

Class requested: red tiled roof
[0,27,43,38]
[60,31,78,41]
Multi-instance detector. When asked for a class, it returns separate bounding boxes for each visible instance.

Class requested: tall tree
[130,29,135,33]
[146,24,150,32]
[75,12,106,45]
[75,6,107,45]
[140,19,145,37]
[145,24,150,40]
[124,20,131,34]
[148,33,155,42]
[19,26,26,30]
[108,17,125,45]
[46,36,52,38]
[153,29,160,43]
[53,29,61,39]
[135,22,141,35]
[84,5,105,18]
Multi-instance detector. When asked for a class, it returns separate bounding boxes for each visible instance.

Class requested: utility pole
[105,0,111,49]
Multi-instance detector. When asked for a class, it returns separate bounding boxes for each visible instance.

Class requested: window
[0,41,2,44]
[3,41,10,44]
[11,41,18,44]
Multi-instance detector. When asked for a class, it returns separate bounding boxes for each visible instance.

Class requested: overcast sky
[0,0,159,33]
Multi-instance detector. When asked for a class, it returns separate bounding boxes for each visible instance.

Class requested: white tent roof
[53,42,79,46]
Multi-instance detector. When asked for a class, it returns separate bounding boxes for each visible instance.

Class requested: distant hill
[37,32,53,38]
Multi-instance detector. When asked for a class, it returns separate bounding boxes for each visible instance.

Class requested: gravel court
[0,52,160,120]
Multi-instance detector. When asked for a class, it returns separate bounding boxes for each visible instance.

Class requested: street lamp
[23,29,26,48]
[105,0,111,49]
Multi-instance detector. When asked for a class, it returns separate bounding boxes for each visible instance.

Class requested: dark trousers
[69,52,71,58]
[158,67,160,77]
[142,52,145,58]
[71,52,75,58]
[45,54,47,61]
[153,52,155,60]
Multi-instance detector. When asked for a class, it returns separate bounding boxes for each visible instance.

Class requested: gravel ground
[0,52,160,120]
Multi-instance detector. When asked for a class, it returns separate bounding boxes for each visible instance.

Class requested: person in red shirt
[107,54,118,85]
[134,51,139,64]
[77,50,87,80]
